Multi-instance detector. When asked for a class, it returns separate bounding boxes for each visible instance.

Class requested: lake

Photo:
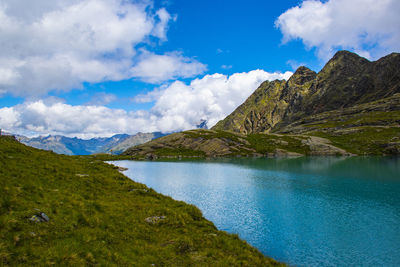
[111,157,400,267]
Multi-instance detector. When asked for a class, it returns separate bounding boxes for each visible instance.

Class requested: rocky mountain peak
[212,51,400,134]
[288,66,316,86]
[320,50,370,74]
[330,50,370,63]
[196,119,208,129]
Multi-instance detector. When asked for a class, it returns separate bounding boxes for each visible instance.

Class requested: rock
[273,149,303,157]
[129,188,148,193]
[29,212,49,223]
[117,166,128,171]
[40,212,49,222]
[146,154,158,160]
[302,136,353,156]
[29,215,42,223]
[75,174,89,177]
[382,142,400,155]
[145,216,166,224]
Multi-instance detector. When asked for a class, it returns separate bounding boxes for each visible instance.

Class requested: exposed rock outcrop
[212,51,400,134]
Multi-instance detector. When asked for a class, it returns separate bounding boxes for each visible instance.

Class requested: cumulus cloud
[148,70,292,131]
[132,88,165,104]
[0,0,204,97]
[0,70,292,137]
[131,51,207,83]
[152,8,177,41]
[276,0,400,60]
[0,100,156,139]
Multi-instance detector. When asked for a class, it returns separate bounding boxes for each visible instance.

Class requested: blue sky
[0,0,399,138]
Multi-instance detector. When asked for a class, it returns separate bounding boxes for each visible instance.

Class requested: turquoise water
[113,157,400,266]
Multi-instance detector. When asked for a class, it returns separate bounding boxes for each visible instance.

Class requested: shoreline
[0,136,284,266]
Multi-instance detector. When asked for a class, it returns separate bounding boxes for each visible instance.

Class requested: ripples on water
[112,157,400,267]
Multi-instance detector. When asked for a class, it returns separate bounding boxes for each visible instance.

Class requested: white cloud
[132,88,165,104]
[0,107,20,130]
[0,100,156,139]
[152,8,177,41]
[0,0,203,97]
[0,70,293,137]
[221,65,233,70]
[130,51,207,83]
[149,70,292,132]
[276,0,400,60]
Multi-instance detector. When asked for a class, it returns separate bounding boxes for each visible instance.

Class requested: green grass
[184,130,312,155]
[183,129,244,142]
[247,134,310,155]
[303,111,400,130]
[0,136,282,266]
[152,147,207,158]
[85,153,134,161]
[311,126,400,155]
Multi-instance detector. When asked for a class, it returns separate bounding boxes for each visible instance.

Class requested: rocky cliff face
[212,51,400,134]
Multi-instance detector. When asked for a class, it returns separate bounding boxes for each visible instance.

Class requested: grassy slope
[0,136,282,266]
[275,94,400,155]
[123,129,327,159]
[311,127,400,155]
[123,93,400,159]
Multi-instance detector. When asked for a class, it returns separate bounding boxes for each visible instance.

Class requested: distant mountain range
[123,50,400,158]
[14,132,165,155]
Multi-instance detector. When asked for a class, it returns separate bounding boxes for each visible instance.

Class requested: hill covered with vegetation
[122,51,400,159]
[123,129,351,159]
[0,136,282,266]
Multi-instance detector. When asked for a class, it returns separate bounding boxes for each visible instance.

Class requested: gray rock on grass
[145,216,166,224]
[29,212,49,223]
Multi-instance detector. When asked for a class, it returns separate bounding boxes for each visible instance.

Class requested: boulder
[29,212,49,223]
[145,216,166,224]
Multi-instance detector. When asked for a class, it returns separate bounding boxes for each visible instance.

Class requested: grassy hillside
[0,136,282,266]
[274,93,400,155]
[123,129,351,159]
[123,93,400,158]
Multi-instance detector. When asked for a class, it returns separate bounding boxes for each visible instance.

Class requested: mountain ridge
[15,132,165,155]
[212,50,400,134]
[123,50,400,158]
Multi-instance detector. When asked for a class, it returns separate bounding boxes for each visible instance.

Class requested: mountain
[104,132,166,154]
[212,51,400,134]
[16,132,165,155]
[196,119,208,129]
[123,51,400,158]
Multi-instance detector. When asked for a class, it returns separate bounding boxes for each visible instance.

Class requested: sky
[0,0,399,138]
